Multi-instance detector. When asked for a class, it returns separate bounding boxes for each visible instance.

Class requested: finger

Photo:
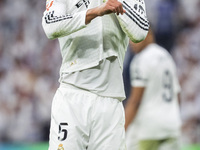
[109,6,117,14]
[114,2,123,15]
[112,2,121,15]
[116,6,121,15]
[123,8,126,14]
[107,0,120,14]
[118,2,124,15]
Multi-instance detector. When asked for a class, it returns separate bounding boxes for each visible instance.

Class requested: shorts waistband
[59,83,122,102]
[59,83,98,97]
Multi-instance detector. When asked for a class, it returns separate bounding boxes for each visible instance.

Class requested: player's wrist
[85,7,100,24]
[95,5,105,16]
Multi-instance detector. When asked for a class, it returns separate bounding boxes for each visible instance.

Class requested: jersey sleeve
[42,0,87,39]
[117,0,149,43]
[130,57,150,87]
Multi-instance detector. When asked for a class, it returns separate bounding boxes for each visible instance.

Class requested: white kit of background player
[125,31,181,150]
[42,0,149,149]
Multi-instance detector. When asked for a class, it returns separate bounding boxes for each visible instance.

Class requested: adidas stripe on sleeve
[117,0,149,43]
[42,0,87,39]
[44,11,73,24]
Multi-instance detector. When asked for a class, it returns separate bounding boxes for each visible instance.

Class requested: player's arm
[42,0,125,39]
[125,86,144,130]
[86,0,126,24]
[42,0,88,39]
[116,0,150,43]
[125,54,149,130]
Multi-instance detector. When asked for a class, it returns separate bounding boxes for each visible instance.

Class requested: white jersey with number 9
[129,43,181,140]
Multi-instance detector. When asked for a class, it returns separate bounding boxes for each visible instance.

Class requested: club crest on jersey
[57,144,64,150]
[46,0,54,11]
[75,0,90,8]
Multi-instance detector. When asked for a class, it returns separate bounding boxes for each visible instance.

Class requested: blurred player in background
[125,29,181,150]
[42,0,149,149]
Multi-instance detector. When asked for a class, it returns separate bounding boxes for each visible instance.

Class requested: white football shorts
[48,84,126,150]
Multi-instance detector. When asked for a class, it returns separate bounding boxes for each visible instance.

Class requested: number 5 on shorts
[58,123,68,141]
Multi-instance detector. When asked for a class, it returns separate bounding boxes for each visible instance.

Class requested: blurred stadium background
[0,0,200,149]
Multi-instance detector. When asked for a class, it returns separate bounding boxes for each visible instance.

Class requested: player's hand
[98,0,126,16]
[85,0,125,24]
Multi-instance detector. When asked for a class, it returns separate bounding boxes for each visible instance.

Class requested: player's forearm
[85,8,100,25]
[125,99,140,130]
[86,0,126,24]
[125,87,144,130]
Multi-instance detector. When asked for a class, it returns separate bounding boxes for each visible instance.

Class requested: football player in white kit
[42,0,149,149]
[125,29,182,150]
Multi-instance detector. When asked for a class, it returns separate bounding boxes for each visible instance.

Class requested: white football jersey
[129,43,181,139]
[42,0,149,73]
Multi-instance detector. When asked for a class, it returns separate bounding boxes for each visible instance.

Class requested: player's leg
[139,139,159,150]
[87,97,126,150]
[159,138,180,150]
[48,86,93,150]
